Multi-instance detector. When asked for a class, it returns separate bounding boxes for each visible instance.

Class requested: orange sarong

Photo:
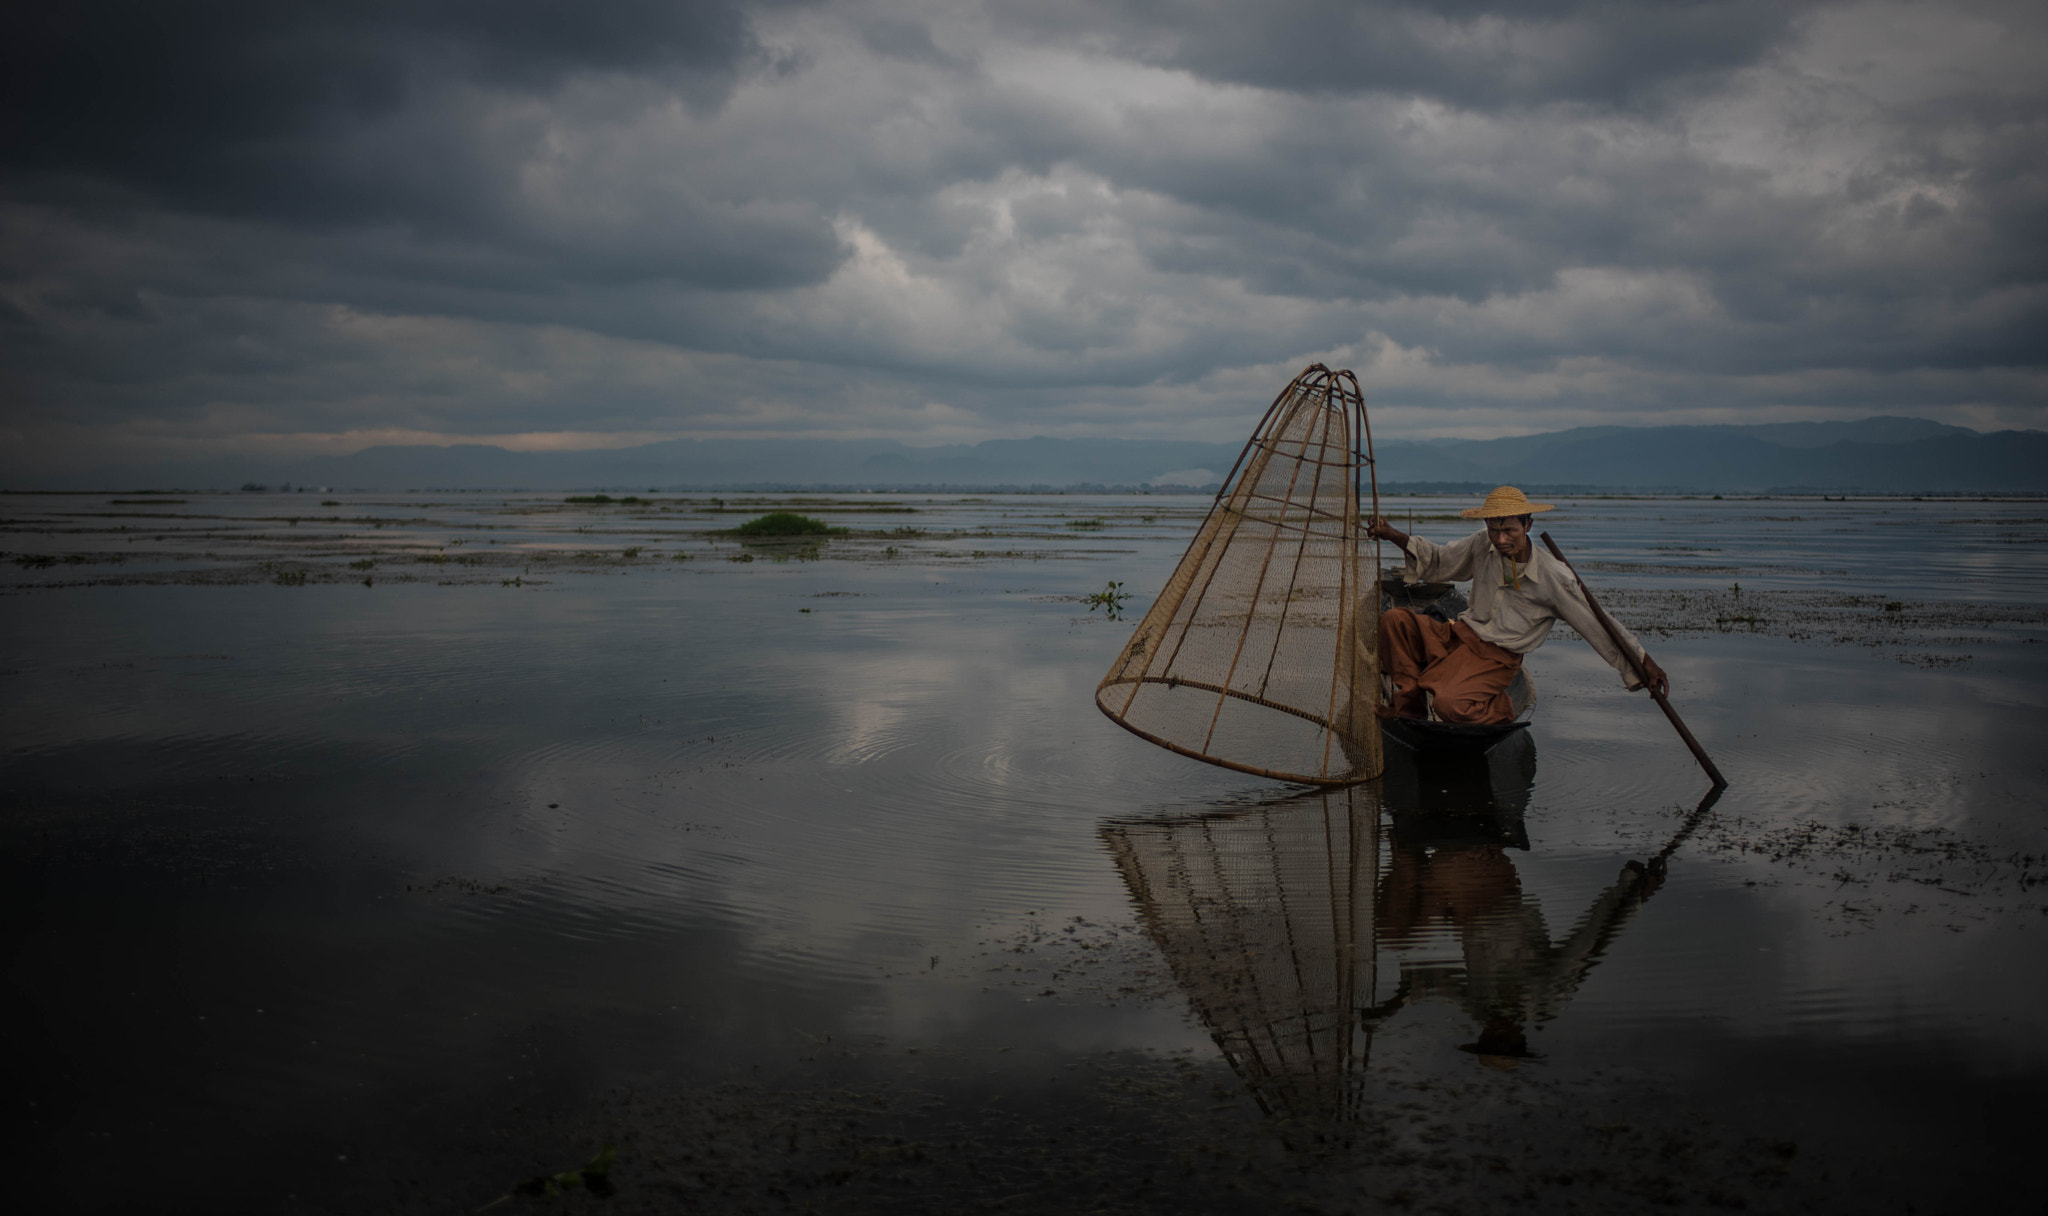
[1377,609,1522,725]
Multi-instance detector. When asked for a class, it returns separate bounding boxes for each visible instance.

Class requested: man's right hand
[1367,516,1411,552]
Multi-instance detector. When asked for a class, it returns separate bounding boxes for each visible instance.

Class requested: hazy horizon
[14,413,2047,495]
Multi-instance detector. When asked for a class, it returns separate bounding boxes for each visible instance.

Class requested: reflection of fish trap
[1096,364,1383,784]
[1101,786,1392,1121]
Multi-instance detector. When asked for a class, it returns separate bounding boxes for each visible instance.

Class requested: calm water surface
[4,492,2044,1213]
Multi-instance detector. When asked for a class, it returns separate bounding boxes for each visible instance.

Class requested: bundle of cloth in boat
[1367,486,1666,725]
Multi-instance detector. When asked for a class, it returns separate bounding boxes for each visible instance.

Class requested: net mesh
[1096,364,1383,784]
[1100,787,1389,1121]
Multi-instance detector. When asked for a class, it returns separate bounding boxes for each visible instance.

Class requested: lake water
[4,491,2045,1213]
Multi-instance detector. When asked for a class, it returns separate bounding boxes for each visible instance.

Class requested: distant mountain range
[12,416,2047,494]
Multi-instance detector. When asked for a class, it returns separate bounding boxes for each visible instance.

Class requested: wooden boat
[1378,568,1535,752]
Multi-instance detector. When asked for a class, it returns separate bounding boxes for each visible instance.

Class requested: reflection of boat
[1103,782,1721,1120]
[1378,568,1535,751]
[1381,728,1535,842]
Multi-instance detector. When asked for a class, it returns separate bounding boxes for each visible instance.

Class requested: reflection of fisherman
[1367,485,1668,725]
[1379,834,1663,1058]
[1105,783,1719,1116]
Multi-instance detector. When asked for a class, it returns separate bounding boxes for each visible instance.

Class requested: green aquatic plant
[622,546,643,558]
[731,511,843,537]
[1085,580,1131,620]
[564,494,614,504]
[475,1145,616,1211]
[1066,518,1105,529]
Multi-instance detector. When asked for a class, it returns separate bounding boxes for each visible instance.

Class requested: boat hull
[1381,715,1529,752]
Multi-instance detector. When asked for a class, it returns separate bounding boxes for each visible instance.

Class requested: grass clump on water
[730,511,844,538]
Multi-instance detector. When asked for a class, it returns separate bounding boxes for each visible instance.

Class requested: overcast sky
[3,0,2043,470]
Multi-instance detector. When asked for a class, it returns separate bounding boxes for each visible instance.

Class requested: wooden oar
[1540,532,1727,790]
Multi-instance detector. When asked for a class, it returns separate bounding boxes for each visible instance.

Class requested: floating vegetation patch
[1084,580,1130,620]
[1590,589,2047,658]
[1675,816,2046,934]
[1577,559,1745,575]
[407,875,513,897]
[474,1144,615,1209]
[704,497,917,511]
[976,914,1178,1006]
[1065,518,1106,529]
[13,553,122,568]
[729,511,844,538]
[1372,511,1473,523]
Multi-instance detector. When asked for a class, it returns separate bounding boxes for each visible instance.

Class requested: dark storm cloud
[3,0,760,202]
[1,0,845,291]
[1,0,2044,471]
[858,16,975,71]
[1000,0,1815,108]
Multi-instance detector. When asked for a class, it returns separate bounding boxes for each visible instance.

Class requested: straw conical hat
[1460,485,1555,519]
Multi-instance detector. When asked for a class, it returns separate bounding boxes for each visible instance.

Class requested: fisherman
[1366,485,1667,725]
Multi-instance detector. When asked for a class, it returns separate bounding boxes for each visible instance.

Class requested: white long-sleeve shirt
[1403,531,1649,690]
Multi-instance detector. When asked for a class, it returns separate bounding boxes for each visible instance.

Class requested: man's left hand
[1640,655,1669,698]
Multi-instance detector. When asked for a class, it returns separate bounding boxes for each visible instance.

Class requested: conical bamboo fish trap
[1096,364,1383,784]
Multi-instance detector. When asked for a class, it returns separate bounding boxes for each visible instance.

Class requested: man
[1366,486,1667,725]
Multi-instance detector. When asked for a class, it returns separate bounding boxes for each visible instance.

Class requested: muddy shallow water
[4,491,2045,1214]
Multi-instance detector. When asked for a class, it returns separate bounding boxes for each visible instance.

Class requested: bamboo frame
[1095,364,1384,785]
